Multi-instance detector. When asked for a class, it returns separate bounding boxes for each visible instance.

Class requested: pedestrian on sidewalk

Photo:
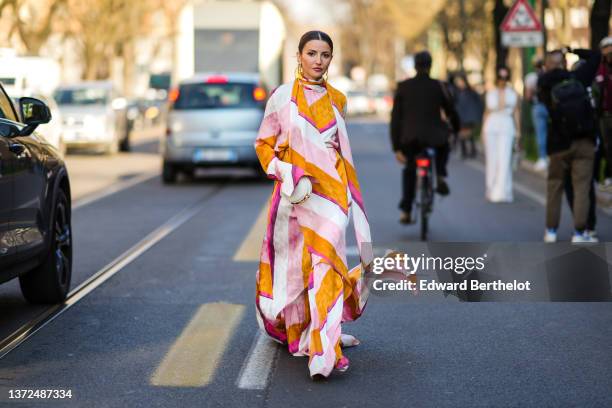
[562,58,602,242]
[253,31,373,379]
[390,50,460,224]
[594,36,612,191]
[451,73,484,159]
[482,66,521,203]
[537,47,601,242]
[524,57,549,172]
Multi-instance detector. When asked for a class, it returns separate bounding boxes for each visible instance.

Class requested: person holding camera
[537,47,601,243]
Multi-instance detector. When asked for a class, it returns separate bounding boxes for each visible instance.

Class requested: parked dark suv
[0,82,72,303]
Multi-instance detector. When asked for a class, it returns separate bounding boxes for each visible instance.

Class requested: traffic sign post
[523,0,537,75]
[500,0,543,48]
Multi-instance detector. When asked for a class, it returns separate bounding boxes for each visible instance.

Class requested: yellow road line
[233,203,268,262]
[150,302,245,387]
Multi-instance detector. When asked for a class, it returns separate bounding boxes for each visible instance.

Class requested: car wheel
[162,162,177,184]
[181,168,195,181]
[119,126,132,152]
[119,135,130,152]
[19,189,72,304]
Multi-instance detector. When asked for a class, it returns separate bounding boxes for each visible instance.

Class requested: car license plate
[193,148,236,162]
[67,130,88,141]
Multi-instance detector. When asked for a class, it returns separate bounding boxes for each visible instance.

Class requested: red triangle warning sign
[501,0,542,32]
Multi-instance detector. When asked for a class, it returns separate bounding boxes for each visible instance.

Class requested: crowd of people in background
[391,39,612,243]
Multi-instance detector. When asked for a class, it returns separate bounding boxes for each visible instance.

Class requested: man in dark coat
[390,50,461,224]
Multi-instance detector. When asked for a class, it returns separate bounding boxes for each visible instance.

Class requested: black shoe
[436,178,450,196]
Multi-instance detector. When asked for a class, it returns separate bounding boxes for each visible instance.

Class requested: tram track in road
[0,183,227,360]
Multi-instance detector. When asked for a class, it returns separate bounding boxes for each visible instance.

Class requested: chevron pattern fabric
[254,78,372,377]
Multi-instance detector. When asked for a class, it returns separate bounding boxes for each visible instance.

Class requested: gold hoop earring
[295,63,304,79]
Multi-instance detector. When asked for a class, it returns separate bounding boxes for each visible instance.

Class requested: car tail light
[416,158,430,168]
[253,87,266,101]
[206,75,228,84]
[168,87,180,103]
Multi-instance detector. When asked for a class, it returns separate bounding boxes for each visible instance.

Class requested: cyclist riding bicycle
[390,50,461,224]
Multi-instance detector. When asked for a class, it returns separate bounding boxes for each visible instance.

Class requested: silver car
[54,81,130,154]
[161,73,267,182]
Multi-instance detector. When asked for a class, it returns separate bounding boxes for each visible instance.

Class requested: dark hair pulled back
[495,66,511,81]
[298,31,333,54]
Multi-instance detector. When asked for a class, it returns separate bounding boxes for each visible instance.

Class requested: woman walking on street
[451,73,484,159]
[483,66,521,202]
[253,31,373,379]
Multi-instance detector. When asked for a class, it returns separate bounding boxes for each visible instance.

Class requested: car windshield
[54,88,109,106]
[174,83,260,110]
[0,77,16,86]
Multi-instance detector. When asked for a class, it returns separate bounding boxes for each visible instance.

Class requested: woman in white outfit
[482,67,521,202]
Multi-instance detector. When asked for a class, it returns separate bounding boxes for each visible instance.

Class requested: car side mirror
[19,97,52,125]
[18,97,51,136]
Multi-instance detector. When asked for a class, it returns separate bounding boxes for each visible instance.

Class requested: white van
[0,49,61,96]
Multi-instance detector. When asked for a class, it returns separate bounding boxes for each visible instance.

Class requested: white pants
[484,115,515,202]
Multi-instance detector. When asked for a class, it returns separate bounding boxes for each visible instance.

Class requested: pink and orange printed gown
[254,78,373,377]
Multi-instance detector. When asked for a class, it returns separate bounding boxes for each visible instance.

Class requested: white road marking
[236,331,279,390]
[72,171,159,210]
[0,194,212,359]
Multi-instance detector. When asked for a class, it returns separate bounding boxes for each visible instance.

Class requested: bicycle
[415,148,435,241]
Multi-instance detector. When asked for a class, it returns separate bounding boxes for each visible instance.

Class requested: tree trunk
[82,39,97,80]
[541,0,548,51]
[438,11,458,69]
[122,39,135,97]
[493,0,509,68]
[458,0,467,71]
[590,0,611,49]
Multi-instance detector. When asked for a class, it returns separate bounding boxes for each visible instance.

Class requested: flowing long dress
[483,86,518,202]
[253,78,372,377]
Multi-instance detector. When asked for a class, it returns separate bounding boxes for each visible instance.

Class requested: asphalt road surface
[0,119,610,407]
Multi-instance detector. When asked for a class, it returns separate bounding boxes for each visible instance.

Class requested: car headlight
[171,121,183,133]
